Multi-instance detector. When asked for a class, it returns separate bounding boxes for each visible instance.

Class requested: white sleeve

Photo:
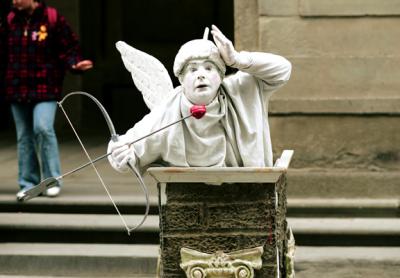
[234,51,292,96]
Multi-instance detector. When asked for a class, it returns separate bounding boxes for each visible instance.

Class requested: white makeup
[181,59,222,105]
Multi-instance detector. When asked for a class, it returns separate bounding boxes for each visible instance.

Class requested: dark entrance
[79,0,234,132]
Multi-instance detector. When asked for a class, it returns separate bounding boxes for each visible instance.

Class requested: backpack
[7,6,57,28]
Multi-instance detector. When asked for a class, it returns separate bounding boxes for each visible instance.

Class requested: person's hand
[72,60,93,71]
[210,25,237,66]
[211,25,252,69]
[107,136,136,173]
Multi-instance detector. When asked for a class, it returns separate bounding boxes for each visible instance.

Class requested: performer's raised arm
[211,25,291,94]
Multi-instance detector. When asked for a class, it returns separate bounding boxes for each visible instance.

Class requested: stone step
[1,244,399,277]
[1,213,399,246]
[0,194,159,214]
[0,213,159,244]
[294,246,400,278]
[0,276,155,278]
[286,169,400,198]
[0,243,158,277]
[289,217,400,246]
[288,198,400,217]
[1,194,398,218]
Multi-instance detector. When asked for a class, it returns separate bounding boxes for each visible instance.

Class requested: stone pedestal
[148,151,293,278]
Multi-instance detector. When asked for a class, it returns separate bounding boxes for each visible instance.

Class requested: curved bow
[57,91,150,235]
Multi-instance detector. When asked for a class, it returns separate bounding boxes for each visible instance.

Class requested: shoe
[16,188,28,201]
[44,186,60,197]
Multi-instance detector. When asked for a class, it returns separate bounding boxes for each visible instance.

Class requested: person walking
[0,1,12,125]
[3,0,93,199]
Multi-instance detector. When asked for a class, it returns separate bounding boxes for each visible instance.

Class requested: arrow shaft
[59,113,193,180]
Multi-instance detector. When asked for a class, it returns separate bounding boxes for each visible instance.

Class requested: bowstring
[58,103,132,235]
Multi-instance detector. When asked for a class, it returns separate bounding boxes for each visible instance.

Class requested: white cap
[173,29,226,78]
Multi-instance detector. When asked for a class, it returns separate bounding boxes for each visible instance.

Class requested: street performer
[108,25,291,172]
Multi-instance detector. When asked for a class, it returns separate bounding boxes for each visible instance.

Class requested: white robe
[121,52,291,171]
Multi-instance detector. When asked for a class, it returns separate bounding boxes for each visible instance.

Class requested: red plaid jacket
[0,15,6,97]
[4,3,83,103]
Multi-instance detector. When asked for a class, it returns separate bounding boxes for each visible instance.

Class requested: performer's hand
[211,25,252,69]
[107,136,136,173]
[72,60,93,71]
[210,25,237,66]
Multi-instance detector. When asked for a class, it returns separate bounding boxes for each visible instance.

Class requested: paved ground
[295,247,400,278]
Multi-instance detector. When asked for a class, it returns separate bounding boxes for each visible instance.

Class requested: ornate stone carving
[180,246,263,278]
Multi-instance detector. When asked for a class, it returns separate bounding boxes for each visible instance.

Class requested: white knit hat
[173,29,226,78]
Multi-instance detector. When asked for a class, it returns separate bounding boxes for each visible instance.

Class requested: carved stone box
[147,151,293,278]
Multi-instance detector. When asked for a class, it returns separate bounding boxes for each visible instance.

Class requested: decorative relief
[180,246,263,278]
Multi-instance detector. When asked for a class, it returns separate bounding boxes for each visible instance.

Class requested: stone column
[148,151,294,278]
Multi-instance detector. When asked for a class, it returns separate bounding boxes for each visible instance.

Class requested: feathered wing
[115,41,174,111]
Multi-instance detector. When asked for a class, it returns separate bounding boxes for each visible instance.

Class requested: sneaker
[45,186,61,197]
[16,188,27,201]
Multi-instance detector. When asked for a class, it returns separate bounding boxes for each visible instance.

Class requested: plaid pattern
[4,4,82,103]
[0,21,6,74]
[0,16,6,96]
[0,0,10,64]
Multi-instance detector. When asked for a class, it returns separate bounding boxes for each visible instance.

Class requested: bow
[59,91,150,235]
[20,91,150,235]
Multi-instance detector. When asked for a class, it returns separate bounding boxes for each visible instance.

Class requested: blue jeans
[10,101,61,190]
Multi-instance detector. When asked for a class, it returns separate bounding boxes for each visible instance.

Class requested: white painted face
[181,59,222,105]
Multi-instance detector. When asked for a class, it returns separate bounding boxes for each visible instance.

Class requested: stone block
[259,17,400,57]
[162,203,204,231]
[206,202,273,230]
[257,0,400,17]
[234,0,259,51]
[270,56,400,101]
[165,182,275,202]
[270,115,400,170]
[269,98,400,114]
[258,0,299,16]
[299,0,400,16]
[162,201,275,232]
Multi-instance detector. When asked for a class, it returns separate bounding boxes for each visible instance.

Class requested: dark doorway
[79,0,234,133]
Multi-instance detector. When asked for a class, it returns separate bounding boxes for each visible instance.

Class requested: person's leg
[33,101,62,196]
[10,103,40,190]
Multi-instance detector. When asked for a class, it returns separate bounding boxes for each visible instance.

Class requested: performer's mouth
[196,84,208,89]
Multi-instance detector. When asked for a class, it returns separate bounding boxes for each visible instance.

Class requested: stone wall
[234,0,400,171]
[235,0,400,113]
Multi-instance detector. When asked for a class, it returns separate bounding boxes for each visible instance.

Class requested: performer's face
[181,59,222,105]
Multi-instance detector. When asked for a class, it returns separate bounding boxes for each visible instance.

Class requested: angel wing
[115,41,174,111]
